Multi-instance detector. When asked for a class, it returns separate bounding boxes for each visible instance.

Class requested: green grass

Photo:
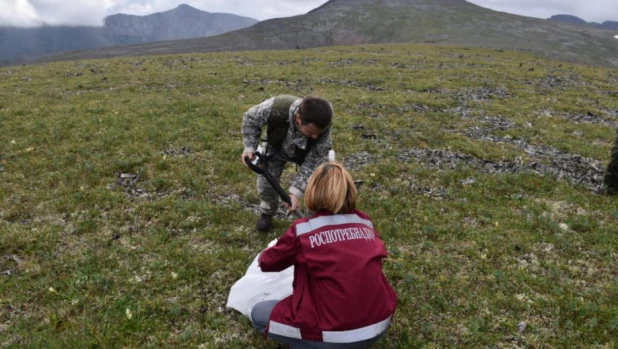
[1,43,617,348]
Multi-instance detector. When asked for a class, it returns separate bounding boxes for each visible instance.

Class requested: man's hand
[285,194,300,212]
[242,151,255,167]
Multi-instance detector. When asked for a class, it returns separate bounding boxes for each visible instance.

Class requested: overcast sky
[1,0,617,27]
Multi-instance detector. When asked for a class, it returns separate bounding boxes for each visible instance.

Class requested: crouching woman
[251,161,398,349]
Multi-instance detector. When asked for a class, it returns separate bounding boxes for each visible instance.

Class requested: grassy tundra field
[1,44,618,348]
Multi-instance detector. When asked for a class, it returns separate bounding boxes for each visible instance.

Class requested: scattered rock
[361,134,377,140]
[243,78,283,85]
[1,255,26,276]
[329,58,357,66]
[439,106,477,118]
[161,146,192,157]
[398,147,605,193]
[213,193,297,220]
[113,172,183,200]
[561,111,617,127]
[356,102,430,115]
[116,172,141,188]
[342,151,382,171]
[455,87,510,104]
[127,59,146,67]
[538,73,586,89]
[517,321,527,334]
[319,79,384,91]
[418,186,449,199]
[460,177,476,186]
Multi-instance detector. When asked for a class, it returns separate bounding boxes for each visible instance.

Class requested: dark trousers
[251,300,384,349]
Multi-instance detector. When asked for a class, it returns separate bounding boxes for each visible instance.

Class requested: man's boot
[256,214,273,232]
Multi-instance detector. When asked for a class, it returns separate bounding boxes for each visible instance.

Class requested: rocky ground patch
[397,146,605,193]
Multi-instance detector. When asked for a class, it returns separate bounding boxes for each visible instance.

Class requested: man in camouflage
[241,95,333,232]
[604,127,618,195]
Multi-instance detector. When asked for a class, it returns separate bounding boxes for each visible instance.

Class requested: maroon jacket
[258,210,397,343]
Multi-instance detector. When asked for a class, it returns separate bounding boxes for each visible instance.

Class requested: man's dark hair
[298,96,333,130]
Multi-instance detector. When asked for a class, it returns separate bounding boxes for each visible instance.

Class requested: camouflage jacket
[242,97,333,198]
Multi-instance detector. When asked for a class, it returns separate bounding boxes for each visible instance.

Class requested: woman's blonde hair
[304,161,357,214]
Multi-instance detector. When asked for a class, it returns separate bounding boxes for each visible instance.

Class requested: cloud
[107,0,328,20]
[0,0,329,26]
[0,0,123,26]
[467,0,618,23]
[1,0,617,28]
[29,0,120,26]
[0,0,41,26]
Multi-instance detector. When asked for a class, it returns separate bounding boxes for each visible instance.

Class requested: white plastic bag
[226,239,294,320]
[328,149,336,161]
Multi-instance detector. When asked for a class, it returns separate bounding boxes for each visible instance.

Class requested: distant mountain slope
[103,4,258,42]
[34,0,618,68]
[549,14,618,30]
[0,5,258,66]
[0,26,111,66]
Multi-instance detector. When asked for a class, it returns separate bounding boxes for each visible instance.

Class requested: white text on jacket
[308,227,376,248]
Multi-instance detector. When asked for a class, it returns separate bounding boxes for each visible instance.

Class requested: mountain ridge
[35,0,618,68]
[548,14,618,30]
[0,5,258,66]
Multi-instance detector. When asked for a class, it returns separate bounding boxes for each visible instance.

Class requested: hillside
[549,14,618,30]
[35,0,618,68]
[102,4,259,42]
[1,43,617,347]
[0,5,258,66]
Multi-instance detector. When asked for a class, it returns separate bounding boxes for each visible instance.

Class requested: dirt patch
[126,59,146,67]
[537,73,588,89]
[328,58,358,66]
[537,109,618,127]
[233,58,255,66]
[213,192,300,221]
[111,172,185,200]
[449,116,605,192]
[389,62,422,70]
[319,79,385,91]
[276,60,300,66]
[397,147,605,193]
[454,87,510,104]
[161,146,192,157]
[417,86,509,104]
[466,115,518,129]
[534,199,588,220]
[356,102,430,116]
[1,255,25,276]
[240,78,312,93]
[342,151,384,171]
[242,78,284,85]
[355,103,488,119]
[445,113,520,143]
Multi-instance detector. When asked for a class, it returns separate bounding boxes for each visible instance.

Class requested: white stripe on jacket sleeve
[269,321,302,339]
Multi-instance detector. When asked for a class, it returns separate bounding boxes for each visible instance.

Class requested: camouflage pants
[257,153,290,216]
[604,127,618,195]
